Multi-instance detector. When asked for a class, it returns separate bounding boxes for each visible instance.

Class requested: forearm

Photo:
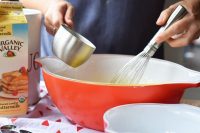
[19,0,51,15]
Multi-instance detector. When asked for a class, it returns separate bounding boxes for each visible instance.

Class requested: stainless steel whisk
[111,5,187,84]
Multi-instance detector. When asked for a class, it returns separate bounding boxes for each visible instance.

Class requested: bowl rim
[103,103,200,132]
[60,24,96,48]
[42,54,200,86]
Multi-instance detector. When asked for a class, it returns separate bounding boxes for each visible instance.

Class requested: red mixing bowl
[37,54,200,131]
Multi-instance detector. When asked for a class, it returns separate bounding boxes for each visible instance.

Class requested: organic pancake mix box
[0,1,28,116]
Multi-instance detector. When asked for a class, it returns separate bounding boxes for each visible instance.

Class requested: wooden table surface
[181,99,200,107]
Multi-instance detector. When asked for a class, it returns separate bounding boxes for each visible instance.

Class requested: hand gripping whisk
[111,5,187,85]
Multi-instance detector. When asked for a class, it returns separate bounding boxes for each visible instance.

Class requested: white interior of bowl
[40,54,200,84]
[103,104,200,133]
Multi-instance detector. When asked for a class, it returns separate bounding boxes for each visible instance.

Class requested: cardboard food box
[0,1,28,116]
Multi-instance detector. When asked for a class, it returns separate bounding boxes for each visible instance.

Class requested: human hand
[155,0,200,47]
[44,0,74,35]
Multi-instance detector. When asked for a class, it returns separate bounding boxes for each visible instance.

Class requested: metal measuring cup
[52,24,96,67]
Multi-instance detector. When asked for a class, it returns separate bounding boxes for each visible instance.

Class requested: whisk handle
[144,5,187,56]
[162,5,187,30]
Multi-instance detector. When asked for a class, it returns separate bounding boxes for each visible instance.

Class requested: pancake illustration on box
[0,67,28,98]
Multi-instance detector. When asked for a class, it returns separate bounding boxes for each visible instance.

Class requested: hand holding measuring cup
[44,0,74,35]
